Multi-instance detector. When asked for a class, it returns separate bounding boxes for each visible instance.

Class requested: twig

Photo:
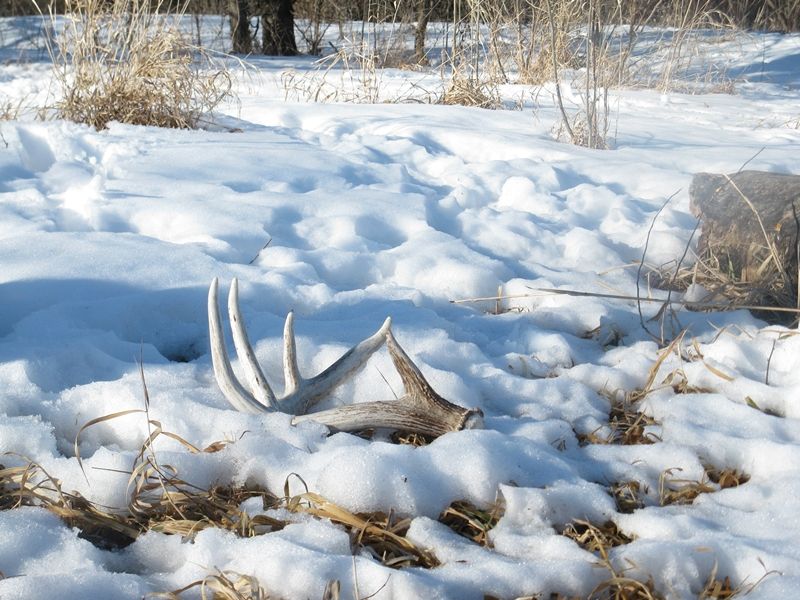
[248,237,272,265]
[737,146,765,173]
[637,190,680,340]
[544,0,574,143]
[658,218,701,342]
[450,293,545,305]
[765,339,777,386]
[451,288,800,314]
[793,203,800,312]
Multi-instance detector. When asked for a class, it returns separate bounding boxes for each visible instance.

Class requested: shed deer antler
[208,278,483,437]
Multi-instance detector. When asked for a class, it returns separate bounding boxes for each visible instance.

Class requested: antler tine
[282,316,392,414]
[282,311,301,398]
[227,278,276,407]
[293,330,483,435]
[383,329,482,430]
[208,278,272,414]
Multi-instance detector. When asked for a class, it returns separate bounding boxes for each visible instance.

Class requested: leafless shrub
[39,0,232,129]
[281,45,381,103]
[439,68,500,108]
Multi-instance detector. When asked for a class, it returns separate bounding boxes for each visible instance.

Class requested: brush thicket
[43,0,230,129]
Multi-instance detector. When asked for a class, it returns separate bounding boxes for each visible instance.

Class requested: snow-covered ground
[1,16,800,600]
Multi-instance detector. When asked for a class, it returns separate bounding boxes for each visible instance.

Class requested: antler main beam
[207,278,483,437]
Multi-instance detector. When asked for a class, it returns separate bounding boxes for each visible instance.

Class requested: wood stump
[689,170,800,314]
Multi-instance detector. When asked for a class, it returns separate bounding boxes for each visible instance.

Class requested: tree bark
[690,170,800,287]
[414,0,431,65]
[260,0,298,56]
[228,0,252,54]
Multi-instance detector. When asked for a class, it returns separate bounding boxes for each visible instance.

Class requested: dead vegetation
[609,481,646,514]
[438,498,504,547]
[647,171,800,327]
[649,252,800,327]
[559,519,663,600]
[1,398,501,574]
[578,397,660,446]
[1,448,512,574]
[285,486,439,568]
[562,519,634,552]
[659,465,749,506]
[148,570,276,599]
[39,0,232,129]
[439,72,501,109]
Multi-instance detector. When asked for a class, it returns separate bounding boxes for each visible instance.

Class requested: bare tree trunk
[261,0,298,55]
[228,0,252,54]
[691,170,800,306]
[414,0,431,64]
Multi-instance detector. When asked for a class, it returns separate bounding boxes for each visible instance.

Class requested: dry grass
[650,179,799,327]
[609,481,646,514]
[148,570,275,599]
[588,575,662,600]
[560,518,663,600]
[0,96,25,121]
[704,465,750,490]
[284,489,439,568]
[439,71,501,109]
[562,519,634,553]
[578,397,660,446]
[438,498,504,547]
[1,452,441,570]
[40,0,231,129]
[649,252,799,326]
[699,570,739,599]
[281,46,384,104]
[659,465,749,506]
[390,430,433,446]
[4,396,443,570]
[0,456,282,549]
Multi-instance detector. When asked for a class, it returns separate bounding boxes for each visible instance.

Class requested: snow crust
[1,17,800,599]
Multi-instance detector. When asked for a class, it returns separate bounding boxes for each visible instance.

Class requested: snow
[2,16,800,599]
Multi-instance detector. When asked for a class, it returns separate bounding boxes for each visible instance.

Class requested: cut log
[689,170,800,312]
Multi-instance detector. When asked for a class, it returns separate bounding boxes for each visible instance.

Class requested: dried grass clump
[659,465,749,506]
[699,570,739,600]
[438,499,504,547]
[42,0,231,129]
[698,558,779,600]
[578,398,660,446]
[391,431,433,446]
[562,519,634,553]
[704,465,750,489]
[625,333,711,401]
[0,456,283,549]
[659,468,716,506]
[439,74,501,109]
[649,253,798,326]
[148,570,275,600]
[609,481,646,514]
[589,574,662,600]
[284,488,438,569]
[4,383,444,570]
[281,47,383,104]
[0,96,25,121]
[0,460,141,548]
[561,519,663,600]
